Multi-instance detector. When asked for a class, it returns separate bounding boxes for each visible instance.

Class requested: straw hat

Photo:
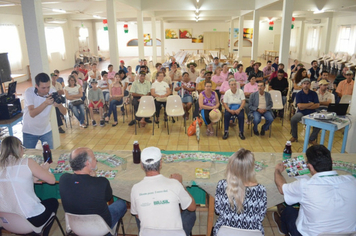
[209,109,221,123]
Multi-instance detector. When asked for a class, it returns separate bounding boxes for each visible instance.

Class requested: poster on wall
[243,28,253,39]
[165,29,179,39]
[179,28,192,39]
[192,35,204,43]
[229,28,239,38]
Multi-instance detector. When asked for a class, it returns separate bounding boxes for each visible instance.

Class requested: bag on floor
[187,117,203,136]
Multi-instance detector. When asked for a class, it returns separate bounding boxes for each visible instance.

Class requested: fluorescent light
[52,8,66,13]
[195,16,199,19]
[196,0,199,2]
[195,9,199,13]
[313,9,324,14]
[0,3,16,7]
[93,15,101,19]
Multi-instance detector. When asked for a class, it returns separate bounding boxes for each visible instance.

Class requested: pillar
[238,16,244,60]
[21,0,60,148]
[160,20,165,63]
[297,21,305,60]
[106,0,119,67]
[229,18,234,54]
[346,82,356,153]
[137,10,145,59]
[21,0,50,85]
[151,17,157,65]
[279,0,294,67]
[251,10,260,60]
[324,17,333,54]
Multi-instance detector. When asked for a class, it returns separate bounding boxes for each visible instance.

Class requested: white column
[160,20,165,63]
[297,21,305,60]
[279,0,294,67]
[229,18,234,54]
[137,10,145,59]
[151,17,157,65]
[21,0,49,85]
[324,17,333,54]
[106,0,119,67]
[251,10,260,60]
[238,16,244,60]
[346,82,356,153]
[21,0,60,148]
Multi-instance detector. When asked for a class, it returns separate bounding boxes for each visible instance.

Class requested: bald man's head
[69,147,93,171]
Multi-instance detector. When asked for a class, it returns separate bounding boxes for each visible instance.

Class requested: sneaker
[260,128,265,136]
[80,124,87,128]
[239,132,245,140]
[253,130,259,136]
[92,120,97,126]
[100,120,105,126]
[223,132,229,140]
[128,120,136,126]
[272,212,285,235]
[58,127,65,133]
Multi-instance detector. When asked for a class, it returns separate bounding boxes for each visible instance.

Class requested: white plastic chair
[166,95,186,134]
[140,228,186,236]
[340,94,352,104]
[0,211,65,235]
[217,226,263,236]
[65,212,125,236]
[318,232,356,236]
[269,90,284,126]
[135,96,156,135]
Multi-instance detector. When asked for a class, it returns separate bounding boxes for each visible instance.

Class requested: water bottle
[283,141,292,160]
[133,141,141,164]
[42,142,53,164]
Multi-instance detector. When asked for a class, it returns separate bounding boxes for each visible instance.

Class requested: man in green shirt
[129,72,152,126]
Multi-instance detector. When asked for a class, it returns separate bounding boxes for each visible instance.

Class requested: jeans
[135,210,196,236]
[108,99,123,122]
[69,102,85,125]
[103,91,110,102]
[108,199,127,229]
[291,112,320,141]
[224,109,244,133]
[252,111,274,132]
[280,206,302,236]
[155,100,167,118]
[23,131,53,149]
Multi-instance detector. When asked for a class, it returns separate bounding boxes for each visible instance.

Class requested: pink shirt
[220,71,229,81]
[234,72,248,85]
[243,82,258,93]
[212,74,226,90]
[219,81,230,100]
[108,71,116,80]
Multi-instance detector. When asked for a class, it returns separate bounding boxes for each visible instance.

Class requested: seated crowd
[1,136,355,236]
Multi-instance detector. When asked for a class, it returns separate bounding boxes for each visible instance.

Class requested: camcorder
[50,92,65,104]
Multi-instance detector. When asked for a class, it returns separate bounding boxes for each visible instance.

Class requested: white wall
[258,20,282,59]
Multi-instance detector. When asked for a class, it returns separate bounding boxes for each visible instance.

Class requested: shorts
[88,101,104,108]
[181,94,193,103]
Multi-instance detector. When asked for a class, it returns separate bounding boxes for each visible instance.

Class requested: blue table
[302,114,350,153]
[0,113,23,136]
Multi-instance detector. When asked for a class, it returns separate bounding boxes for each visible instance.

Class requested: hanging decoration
[269,21,274,30]
[291,17,295,29]
[103,19,108,31]
[124,24,128,33]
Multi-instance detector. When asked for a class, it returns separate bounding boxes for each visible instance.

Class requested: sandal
[112,122,118,127]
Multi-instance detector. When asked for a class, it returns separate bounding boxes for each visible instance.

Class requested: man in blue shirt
[290,78,320,144]
[308,60,320,82]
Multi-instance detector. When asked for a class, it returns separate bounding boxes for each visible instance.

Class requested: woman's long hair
[225,148,256,213]
[295,68,306,84]
[0,136,23,167]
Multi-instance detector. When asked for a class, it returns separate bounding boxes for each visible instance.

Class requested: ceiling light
[0,3,16,7]
[195,9,199,13]
[52,8,66,13]
[195,16,199,19]
[93,15,101,19]
[313,9,324,14]
[196,0,199,2]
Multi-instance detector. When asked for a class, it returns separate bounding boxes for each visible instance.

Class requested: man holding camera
[22,73,66,149]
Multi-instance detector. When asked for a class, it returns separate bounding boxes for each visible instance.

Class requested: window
[45,26,66,60]
[290,27,299,53]
[97,28,109,51]
[79,27,89,40]
[335,25,356,54]
[306,26,321,56]
[0,25,23,71]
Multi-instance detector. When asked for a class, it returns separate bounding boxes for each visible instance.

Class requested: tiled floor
[0,56,345,236]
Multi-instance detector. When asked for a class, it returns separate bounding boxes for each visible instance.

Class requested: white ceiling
[0,0,356,23]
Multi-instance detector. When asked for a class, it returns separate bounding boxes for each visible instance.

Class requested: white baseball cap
[141,146,162,164]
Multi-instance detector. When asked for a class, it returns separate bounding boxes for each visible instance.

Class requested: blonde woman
[213,149,267,235]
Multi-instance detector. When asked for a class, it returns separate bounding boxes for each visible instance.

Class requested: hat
[141,147,162,165]
[346,70,354,75]
[300,78,310,84]
[204,71,212,76]
[50,73,56,77]
[253,62,262,67]
[120,60,124,64]
[297,63,304,67]
[187,62,197,68]
[139,71,146,75]
[90,79,98,84]
[318,79,329,85]
[213,57,219,60]
[209,109,221,123]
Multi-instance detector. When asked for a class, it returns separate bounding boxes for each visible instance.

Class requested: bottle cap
[43,141,48,145]
[286,141,291,145]
[134,141,138,144]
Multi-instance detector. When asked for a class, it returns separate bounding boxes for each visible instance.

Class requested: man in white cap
[316,79,335,110]
[130,147,196,236]
[290,78,320,144]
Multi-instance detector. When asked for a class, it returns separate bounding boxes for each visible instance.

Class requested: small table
[302,114,350,153]
[0,113,23,136]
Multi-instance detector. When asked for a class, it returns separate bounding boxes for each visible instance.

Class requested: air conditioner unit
[44,18,67,24]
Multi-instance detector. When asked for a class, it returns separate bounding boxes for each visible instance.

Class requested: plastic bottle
[42,142,53,164]
[133,141,141,164]
[283,141,292,160]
